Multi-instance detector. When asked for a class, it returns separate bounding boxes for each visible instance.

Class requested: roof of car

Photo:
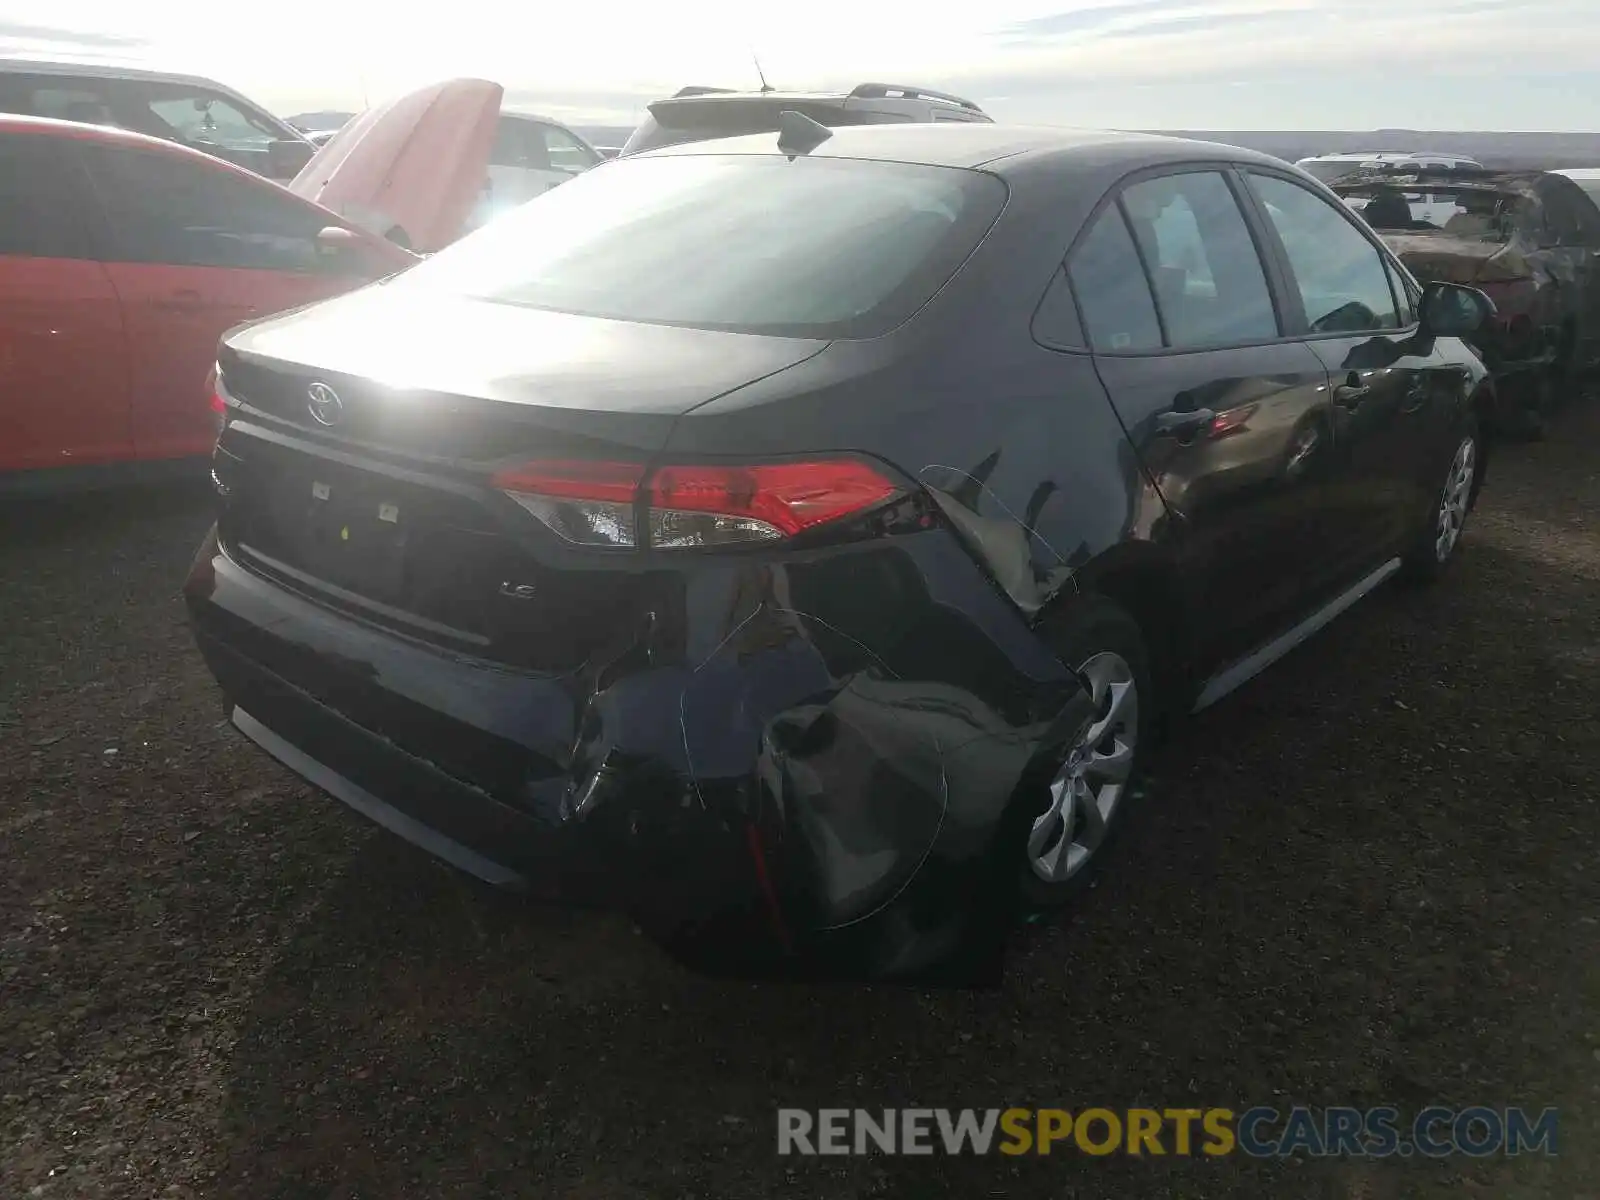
[639,122,1293,174]
[0,53,239,93]
[1302,151,1478,162]
[0,110,170,145]
[1329,166,1559,198]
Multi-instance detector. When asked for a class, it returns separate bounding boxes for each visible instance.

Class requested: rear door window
[0,133,92,259]
[78,142,331,272]
[1067,205,1163,353]
[7,82,118,125]
[1120,171,1279,348]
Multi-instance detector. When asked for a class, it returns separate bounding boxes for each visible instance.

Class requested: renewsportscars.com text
[777,1106,1558,1158]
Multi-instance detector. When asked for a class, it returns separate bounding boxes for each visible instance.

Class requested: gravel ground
[3,401,1598,1200]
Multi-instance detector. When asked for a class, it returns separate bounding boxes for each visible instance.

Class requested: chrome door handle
[1154,407,1216,437]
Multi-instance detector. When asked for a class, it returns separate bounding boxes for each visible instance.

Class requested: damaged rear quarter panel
[616,158,1186,939]
[581,531,1083,935]
[648,314,1168,932]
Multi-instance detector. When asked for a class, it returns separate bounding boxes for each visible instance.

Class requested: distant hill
[1149,129,1600,171]
[574,123,1599,169]
[277,113,1599,171]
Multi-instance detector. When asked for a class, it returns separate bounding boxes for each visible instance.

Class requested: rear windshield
[1338,184,1524,239]
[393,153,1007,339]
[622,99,913,155]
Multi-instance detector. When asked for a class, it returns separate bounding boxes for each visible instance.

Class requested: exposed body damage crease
[678,605,765,811]
[819,733,951,932]
[919,463,1078,616]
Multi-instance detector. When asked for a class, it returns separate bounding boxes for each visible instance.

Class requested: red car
[0,114,415,489]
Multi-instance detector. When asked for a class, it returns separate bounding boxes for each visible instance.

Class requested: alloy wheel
[1028,650,1139,884]
[1435,434,1477,563]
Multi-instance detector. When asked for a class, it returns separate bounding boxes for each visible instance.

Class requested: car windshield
[144,93,281,151]
[1338,184,1525,239]
[392,153,1007,338]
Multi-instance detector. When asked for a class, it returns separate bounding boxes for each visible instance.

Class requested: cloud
[0,19,147,50]
[998,1,1174,40]
[994,1,1313,47]
[19,0,1600,130]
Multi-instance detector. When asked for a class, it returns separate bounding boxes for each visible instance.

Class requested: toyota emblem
[306,381,344,426]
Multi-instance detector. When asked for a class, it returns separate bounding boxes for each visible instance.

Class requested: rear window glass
[393,154,1007,339]
[1337,185,1529,240]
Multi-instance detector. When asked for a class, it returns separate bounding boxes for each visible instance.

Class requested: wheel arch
[1466,379,1494,506]
[1038,542,1196,732]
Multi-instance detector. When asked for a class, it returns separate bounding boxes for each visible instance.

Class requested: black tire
[1013,597,1156,914]
[1401,418,1481,585]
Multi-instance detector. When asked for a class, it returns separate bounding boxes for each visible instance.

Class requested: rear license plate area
[263,469,412,601]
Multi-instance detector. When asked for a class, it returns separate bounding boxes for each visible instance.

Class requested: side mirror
[267,138,316,180]
[1419,281,1495,338]
[315,225,374,274]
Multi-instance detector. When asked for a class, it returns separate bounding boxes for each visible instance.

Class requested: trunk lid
[214,291,829,671]
[289,78,503,253]
[1379,232,1529,285]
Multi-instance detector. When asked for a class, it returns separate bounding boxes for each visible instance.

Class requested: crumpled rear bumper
[185,523,1088,982]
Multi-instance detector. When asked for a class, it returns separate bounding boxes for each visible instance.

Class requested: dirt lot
[3,402,1598,1200]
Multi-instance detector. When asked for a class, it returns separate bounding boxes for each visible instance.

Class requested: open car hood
[289,78,503,254]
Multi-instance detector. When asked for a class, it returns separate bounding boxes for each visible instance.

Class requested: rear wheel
[1017,599,1155,912]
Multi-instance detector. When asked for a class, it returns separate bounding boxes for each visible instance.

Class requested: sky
[4,0,1600,131]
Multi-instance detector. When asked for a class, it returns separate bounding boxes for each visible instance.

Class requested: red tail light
[207,365,225,414]
[648,461,901,546]
[490,458,902,550]
[208,364,228,441]
[491,460,644,548]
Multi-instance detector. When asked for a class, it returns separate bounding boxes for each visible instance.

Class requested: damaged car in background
[1332,166,1600,435]
[187,120,1496,984]
[291,78,604,252]
[0,114,414,489]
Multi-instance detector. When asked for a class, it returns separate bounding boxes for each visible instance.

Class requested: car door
[0,130,131,474]
[485,118,599,215]
[483,117,549,218]
[1240,169,1456,577]
[1067,167,1342,670]
[74,139,382,462]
